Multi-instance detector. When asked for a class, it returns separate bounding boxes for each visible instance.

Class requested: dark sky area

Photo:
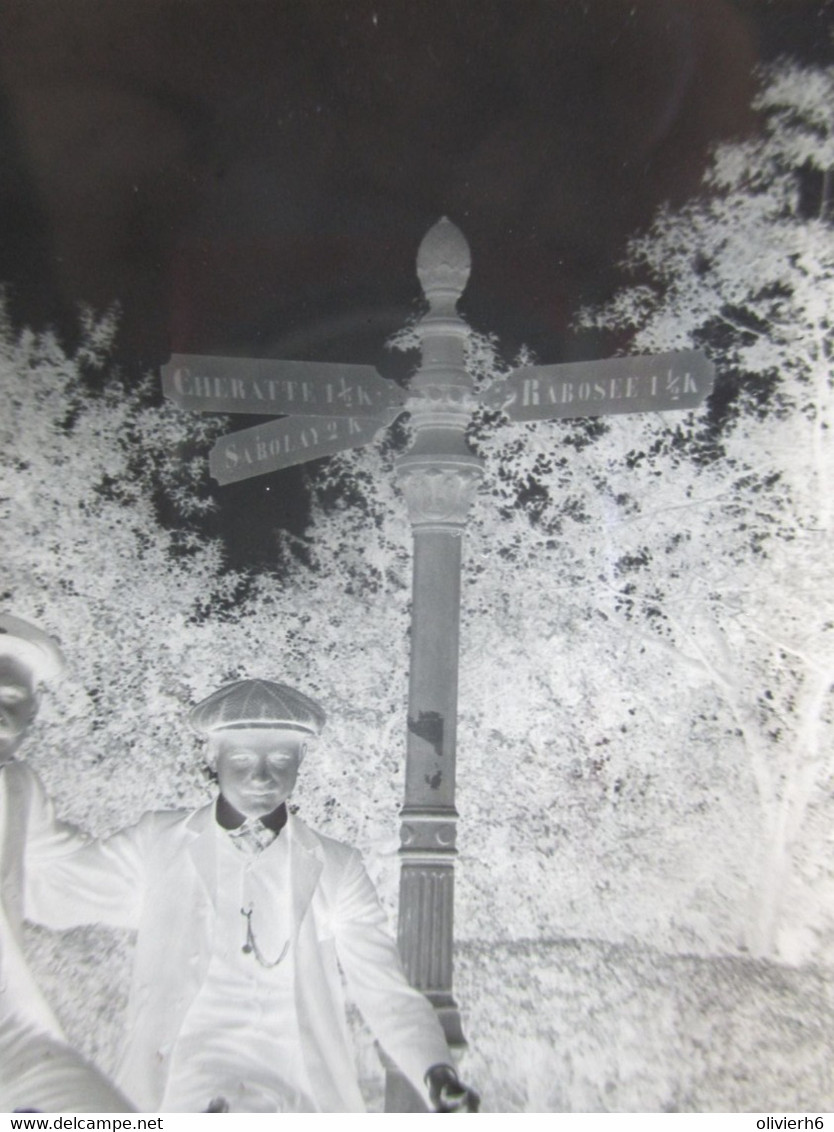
[2,0,833,557]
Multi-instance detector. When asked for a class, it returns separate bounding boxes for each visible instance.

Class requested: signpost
[162,217,715,1112]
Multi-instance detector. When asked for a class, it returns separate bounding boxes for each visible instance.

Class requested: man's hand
[425,1064,480,1113]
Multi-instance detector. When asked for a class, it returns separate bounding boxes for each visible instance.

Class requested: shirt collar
[215,796,288,855]
[215,795,288,833]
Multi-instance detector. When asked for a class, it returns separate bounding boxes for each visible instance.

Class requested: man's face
[0,655,38,765]
[211,728,306,819]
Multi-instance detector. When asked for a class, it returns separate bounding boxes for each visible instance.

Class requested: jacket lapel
[287,813,324,936]
[184,802,218,905]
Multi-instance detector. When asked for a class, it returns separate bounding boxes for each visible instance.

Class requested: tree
[573,60,834,961]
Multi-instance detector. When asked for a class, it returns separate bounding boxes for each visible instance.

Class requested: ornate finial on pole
[406,220,478,450]
[416,217,472,314]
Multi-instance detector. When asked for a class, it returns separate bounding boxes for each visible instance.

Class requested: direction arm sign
[162,353,407,418]
[209,410,399,484]
[484,349,714,422]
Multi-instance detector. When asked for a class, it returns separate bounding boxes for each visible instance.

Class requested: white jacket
[26,803,451,1112]
[0,762,132,1112]
[1,761,67,1034]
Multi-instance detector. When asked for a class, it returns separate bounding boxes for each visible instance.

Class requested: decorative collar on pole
[398,219,485,526]
[406,218,479,436]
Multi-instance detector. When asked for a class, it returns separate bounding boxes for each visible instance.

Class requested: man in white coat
[0,613,132,1112]
[26,677,478,1113]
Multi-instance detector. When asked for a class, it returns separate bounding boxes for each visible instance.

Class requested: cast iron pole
[384,218,483,1111]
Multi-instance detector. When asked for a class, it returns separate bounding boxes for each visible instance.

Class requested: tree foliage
[571,61,834,961]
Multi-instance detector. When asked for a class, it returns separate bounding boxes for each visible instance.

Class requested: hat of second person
[189,678,327,738]
[0,614,65,683]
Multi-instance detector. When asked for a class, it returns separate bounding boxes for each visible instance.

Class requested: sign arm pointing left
[208,410,401,484]
[162,353,407,418]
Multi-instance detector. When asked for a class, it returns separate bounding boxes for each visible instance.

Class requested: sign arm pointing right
[484,349,715,422]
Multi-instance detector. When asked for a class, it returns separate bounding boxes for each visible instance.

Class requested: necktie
[227,817,277,856]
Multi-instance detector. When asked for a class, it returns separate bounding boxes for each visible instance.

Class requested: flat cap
[189,678,327,737]
[0,614,65,683]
